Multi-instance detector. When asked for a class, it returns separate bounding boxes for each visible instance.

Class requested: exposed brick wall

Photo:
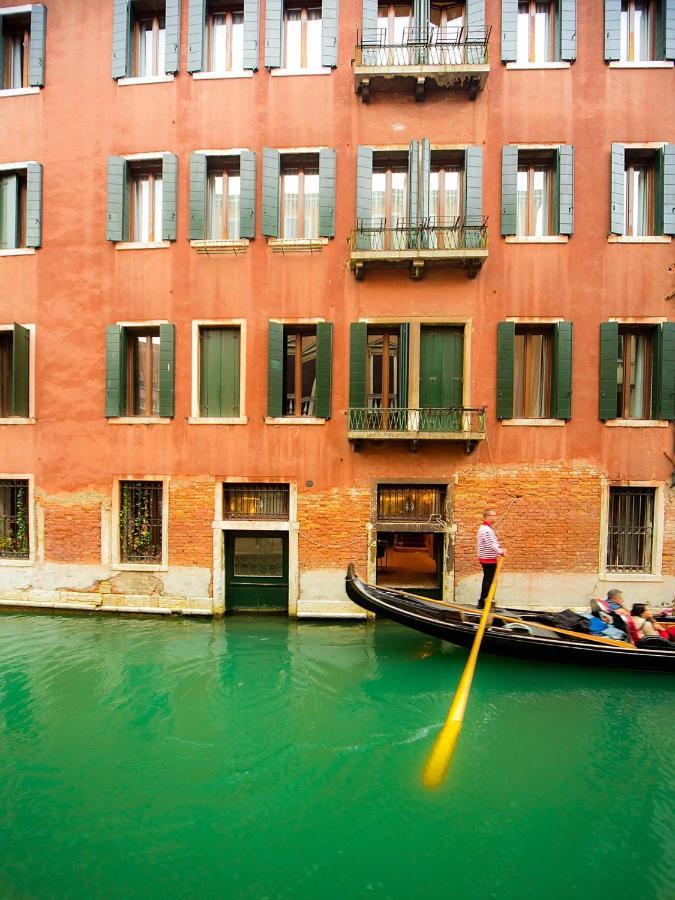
[298,487,370,573]
[42,492,102,564]
[169,478,214,568]
[663,490,674,599]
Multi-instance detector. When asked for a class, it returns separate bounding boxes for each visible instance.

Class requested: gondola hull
[346,565,675,674]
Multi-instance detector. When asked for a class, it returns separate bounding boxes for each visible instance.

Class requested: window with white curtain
[514,327,552,418]
[617,326,654,419]
[283,4,322,69]
[280,158,320,240]
[620,0,656,62]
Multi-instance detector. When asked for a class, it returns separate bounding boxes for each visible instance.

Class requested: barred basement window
[0,479,29,559]
[606,487,655,574]
[223,484,289,520]
[119,480,163,564]
[377,485,445,522]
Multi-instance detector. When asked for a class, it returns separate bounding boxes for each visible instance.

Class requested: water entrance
[224,531,289,611]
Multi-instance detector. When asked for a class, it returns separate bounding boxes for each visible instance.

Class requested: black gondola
[345,565,675,673]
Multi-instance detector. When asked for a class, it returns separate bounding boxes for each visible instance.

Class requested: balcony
[349,218,488,280]
[354,28,491,102]
[347,406,486,452]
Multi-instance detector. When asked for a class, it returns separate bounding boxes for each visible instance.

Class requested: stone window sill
[0,417,36,425]
[187,416,248,425]
[117,75,175,86]
[268,238,329,252]
[111,563,169,572]
[0,558,33,567]
[505,61,571,70]
[605,419,669,428]
[114,241,171,251]
[264,416,327,425]
[505,235,568,244]
[0,247,35,256]
[0,86,40,97]
[192,71,254,80]
[501,418,565,427]
[602,573,663,582]
[608,235,672,243]
[107,417,172,424]
[270,67,332,77]
[609,61,674,69]
[190,239,249,254]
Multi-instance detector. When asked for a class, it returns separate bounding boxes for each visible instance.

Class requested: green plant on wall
[0,482,29,559]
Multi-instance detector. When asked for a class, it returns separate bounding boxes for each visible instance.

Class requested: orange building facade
[1,0,673,617]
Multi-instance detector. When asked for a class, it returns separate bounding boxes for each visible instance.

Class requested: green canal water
[0,613,673,900]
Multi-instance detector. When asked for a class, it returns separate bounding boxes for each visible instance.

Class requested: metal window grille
[377,486,445,523]
[606,487,655,574]
[119,480,163,564]
[223,484,290,520]
[0,479,29,559]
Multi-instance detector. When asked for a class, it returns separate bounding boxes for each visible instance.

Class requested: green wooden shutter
[559,0,576,61]
[243,0,260,70]
[187,0,206,73]
[162,153,178,241]
[599,322,619,421]
[268,322,284,417]
[319,148,336,238]
[464,146,483,227]
[420,327,464,409]
[349,323,367,409]
[261,148,280,237]
[419,139,431,223]
[501,0,518,62]
[200,328,240,417]
[501,146,518,236]
[654,323,675,420]
[322,0,338,67]
[399,323,409,408]
[315,322,333,419]
[466,0,484,40]
[356,146,373,249]
[105,325,127,417]
[106,156,128,242]
[0,18,4,82]
[159,324,176,418]
[25,163,43,249]
[665,0,675,60]
[11,323,30,418]
[610,143,625,235]
[553,322,573,420]
[0,175,19,250]
[112,0,131,79]
[407,140,419,226]
[264,0,283,68]
[28,4,47,87]
[496,322,515,420]
[662,144,675,236]
[189,153,207,241]
[604,0,621,61]
[164,0,180,74]
[557,145,574,236]
[239,150,257,239]
[362,0,378,40]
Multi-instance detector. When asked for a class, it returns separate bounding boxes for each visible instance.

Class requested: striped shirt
[477,522,502,563]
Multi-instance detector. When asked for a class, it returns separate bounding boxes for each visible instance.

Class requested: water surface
[0,613,672,899]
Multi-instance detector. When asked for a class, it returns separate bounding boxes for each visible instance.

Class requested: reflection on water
[0,613,673,899]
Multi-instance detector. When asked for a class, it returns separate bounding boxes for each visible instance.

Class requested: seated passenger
[630,604,675,643]
[590,594,640,644]
[587,603,629,641]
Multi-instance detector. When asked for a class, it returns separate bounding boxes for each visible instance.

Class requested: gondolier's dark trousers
[478,562,497,609]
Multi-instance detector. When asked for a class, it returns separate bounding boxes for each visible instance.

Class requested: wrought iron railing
[0,479,30,560]
[350,217,488,253]
[355,26,490,67]
[348,407,486,434]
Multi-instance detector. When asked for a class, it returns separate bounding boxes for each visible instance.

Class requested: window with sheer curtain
[207,5,245,73]
[283,4,322,69]
[623,154,655,236]
[516,0,555,63]
[514,328,552,418]
[208,166,241,240]
[620,0,656,62]
[130,169,163,242]
[517,158,553,236]
[429,153,463,248]
[617,327,654,419]
[2,13,30,89]
[283,329,318,416]
[133,10,166,76]
[280,164,320,240]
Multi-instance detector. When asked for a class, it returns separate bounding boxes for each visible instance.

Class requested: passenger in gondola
[630,604,675,643]
[590,592,640,643]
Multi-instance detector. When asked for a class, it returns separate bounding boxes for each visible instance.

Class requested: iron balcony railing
[350,217,488,253]
[355,26,490,68]
[348,406,486,435]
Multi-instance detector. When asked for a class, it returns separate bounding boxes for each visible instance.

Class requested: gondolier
[477,508,506,609]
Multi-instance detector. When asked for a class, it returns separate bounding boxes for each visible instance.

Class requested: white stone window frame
[212,479,299,615]
[0,321,36,423]
[190,149,252,252]
[599,479,665,582]
[189,318,248,424]
[605,316,670,427]
[0,472,36,567]
[265,317,327,425]
[114,152,172,251]
[0,6,41,98]
[0,161,37,256]
[110,475,170,572]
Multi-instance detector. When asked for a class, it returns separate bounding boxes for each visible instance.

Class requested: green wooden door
[225,532,289,612]
[419,327,464,432]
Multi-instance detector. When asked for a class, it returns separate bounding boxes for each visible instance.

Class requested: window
[517,0,555,63]
[514,327,552,418]
[0,170,26,249]
[105,323,175,420]
[371,152,408,248]
[620,0,656,62]
[429,151,463,248]
[377,485,445,522]
[268,321,332,419]
[207,162,241,240]
[283,3,322,70]
[223,484,290,520]
[107,155,177,245]
[0,324,30,418]
[430,2,466,63]
[133,9,166,77]
[617,326,654,419]
[206,4,244,73]
[280,157,320,240]
[127,329,160,416]
[119,480,163,564]
[606,487,655,574]
[130,164,163,242]
[283,328,317,416]
[0,479,29,560]
[368,329,400,411]
[199,326,241,417]
[623,151,655,236]
[2,12,30,89]
[517,155,553,236]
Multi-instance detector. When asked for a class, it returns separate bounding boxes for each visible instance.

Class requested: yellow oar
[422,558,503,790]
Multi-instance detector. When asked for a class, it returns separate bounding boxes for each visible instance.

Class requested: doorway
[376,531,443,600]
[225,531,289,612]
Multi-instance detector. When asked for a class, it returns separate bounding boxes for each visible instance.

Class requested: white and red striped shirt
[477,522,503,563]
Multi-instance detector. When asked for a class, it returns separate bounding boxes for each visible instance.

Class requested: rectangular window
[517,155,553,236]
[223,484,290,520]
[371,152,408,248]
[606,486,655,574]
[620,0,656,62]
[368,329,399,411]
[119,480,163,564]
[0,171,27,250]
[0,479,29,560]
[617,326,654,419]
[126,329,161,416]
[429,151,463,248]
[199,326,241,417]
[280,156,320,240]
[283,3,322,69]
[2,12,31,89]
[133,10,166,76]
[377,485,445,522]
[207,4,245,73]
[0,331,10,415]
[517,0,555,63]
[207,162,241,240]
[130,165,163,242]
[624,151,655,236]
[283,328,317,416]
[514,327,552,418]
